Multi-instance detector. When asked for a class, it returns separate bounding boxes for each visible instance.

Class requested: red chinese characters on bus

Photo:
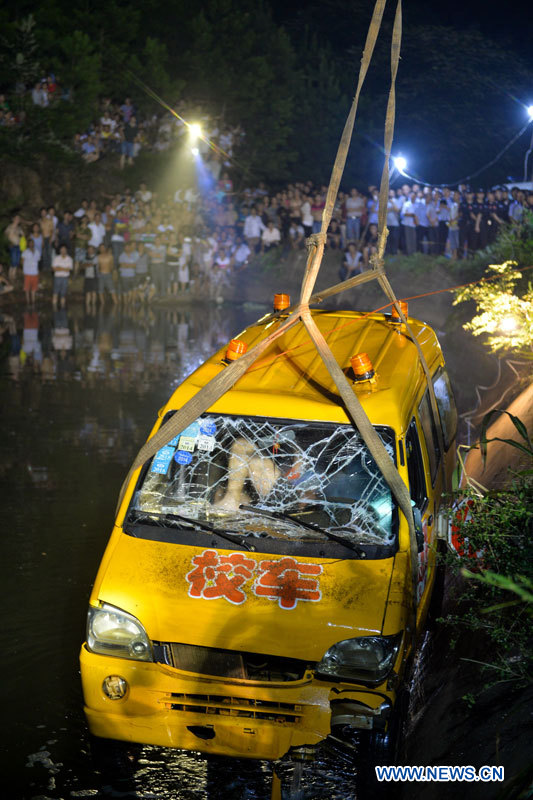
[186,550,256,605]
[253,557,323,610]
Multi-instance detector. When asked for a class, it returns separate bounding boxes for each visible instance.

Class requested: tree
[287,30,348,184]
[175,0,299,181]
[0,14,41,105]
[453,261,533,359]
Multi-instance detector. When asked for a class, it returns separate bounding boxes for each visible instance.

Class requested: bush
[441,412,533,684]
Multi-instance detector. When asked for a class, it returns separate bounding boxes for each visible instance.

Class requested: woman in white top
[339,242,362,281]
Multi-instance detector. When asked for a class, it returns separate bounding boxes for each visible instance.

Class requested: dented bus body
[80,307,457,764]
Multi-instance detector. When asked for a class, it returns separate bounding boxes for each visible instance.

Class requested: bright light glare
[500,316,518,333]
[189,123,202,140]
[191,146,199,157]
[393,156,407,172]
[527,105,533,121]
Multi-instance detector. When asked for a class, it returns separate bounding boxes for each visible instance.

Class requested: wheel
[355,691,409,797]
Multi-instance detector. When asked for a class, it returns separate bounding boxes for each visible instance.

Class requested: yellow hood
[95,533,394,662]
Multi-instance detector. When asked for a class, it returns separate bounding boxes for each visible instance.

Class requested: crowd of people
[2,172,532,311]
[73,96,244,171]
[0,78,243,173]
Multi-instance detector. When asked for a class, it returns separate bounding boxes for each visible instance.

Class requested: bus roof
[166,310,444,435]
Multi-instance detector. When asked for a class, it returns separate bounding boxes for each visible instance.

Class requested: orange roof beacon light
[224,338,248,362]
[390,301,408,323]
[273,293,291,311]
[350,352,375,382]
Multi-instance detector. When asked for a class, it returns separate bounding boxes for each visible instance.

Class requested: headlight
[87,603,153,662]
[316,633,402,685]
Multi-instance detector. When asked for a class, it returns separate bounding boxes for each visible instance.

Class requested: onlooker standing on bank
[80,244,99,312]
[150,235,167,296]
[5,214,23,282]
[118,241,138,304]
[57,210,74,256]
[401,193,417,255]
[88,212,106,250]
[120,115,139,169]
[345,188,365,243]
[22,237,40,305]
[52,244,73,309]
[243,207,265,253]
[39,208,54,271]
[97,244,117,305]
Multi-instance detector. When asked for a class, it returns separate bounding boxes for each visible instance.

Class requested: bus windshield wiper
[127,509,252,550]
[239,504,364,557]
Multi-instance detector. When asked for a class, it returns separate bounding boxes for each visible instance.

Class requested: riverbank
[399,383,533,800]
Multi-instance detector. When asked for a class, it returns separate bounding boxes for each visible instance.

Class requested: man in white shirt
[400,193,417,255]
[136,183,152,204]
[74,200,89,218]
[88,212,106,248]
[243,208,265,252]
[261,221,281,252]
[52,244,73,309]
[232,238,251,270]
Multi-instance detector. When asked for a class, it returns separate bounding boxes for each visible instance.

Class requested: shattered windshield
[130,415,397,547]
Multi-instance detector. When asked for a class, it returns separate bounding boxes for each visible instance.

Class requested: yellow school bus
[80,304,457,775]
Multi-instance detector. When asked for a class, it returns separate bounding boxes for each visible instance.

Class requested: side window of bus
[406,419,427,511]
[418,391,441,485]
[432,366,458,451]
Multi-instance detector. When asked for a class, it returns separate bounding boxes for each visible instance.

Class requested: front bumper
[80,645,333,760]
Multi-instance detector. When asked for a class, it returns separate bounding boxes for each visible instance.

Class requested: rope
[299,0,388,307]
[115,0,424,614]
[116,0,390,513]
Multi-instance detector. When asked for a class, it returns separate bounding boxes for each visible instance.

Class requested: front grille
[153,641,311,682]
[161,692,302,723]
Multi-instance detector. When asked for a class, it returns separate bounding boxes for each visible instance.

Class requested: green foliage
[442,412,533,684]
[479,408,533,471]
[453,261,533,358]
[176,0,298,181]
[2,0,533,187]
[287,30,348,184]
[489,211,533,267]
[0,14,41,103]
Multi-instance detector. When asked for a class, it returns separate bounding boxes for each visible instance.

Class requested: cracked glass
[130,415,397,546]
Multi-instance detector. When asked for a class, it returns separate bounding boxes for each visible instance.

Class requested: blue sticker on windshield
[151,446,175,474]
[200,419,217,436]
[167,436,180,447]
[182,422,200,439]
[174,450,193,465]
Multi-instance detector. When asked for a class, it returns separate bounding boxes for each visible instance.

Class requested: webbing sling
[117,0,388,509]
[116,0,429,611]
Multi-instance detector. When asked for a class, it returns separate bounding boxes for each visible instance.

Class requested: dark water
[0,301,501,798]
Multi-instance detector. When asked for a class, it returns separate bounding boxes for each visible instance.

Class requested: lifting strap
[117,0,434,613]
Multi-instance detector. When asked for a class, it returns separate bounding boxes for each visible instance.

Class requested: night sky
[271,0,531,58]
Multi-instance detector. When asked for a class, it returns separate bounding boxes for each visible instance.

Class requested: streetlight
[393,155,407,173]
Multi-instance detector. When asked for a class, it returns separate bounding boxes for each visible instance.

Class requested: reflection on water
[1,303,291,799]
[0,300,507,798]
[2,305,242,388]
